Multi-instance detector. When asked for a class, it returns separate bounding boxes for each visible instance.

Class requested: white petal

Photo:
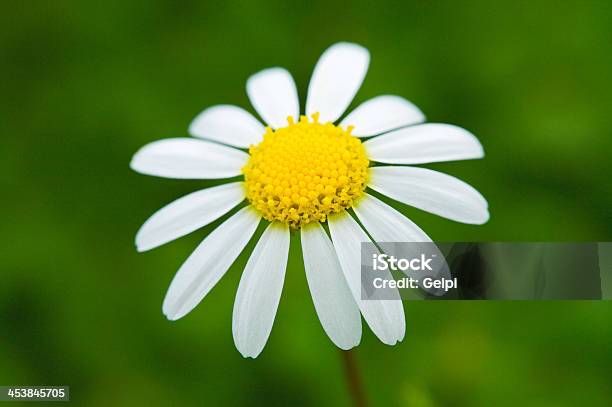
[353,193,431,242]
[136,182,245,252]
[328,211,405,345]
[130,138,249,179]
[306,42,370,123]
[233,223,289,358]
[189,105,265,148]
[247,68,299,129]
[368,166,489,224]
[340,95,425,137]
[162,206,260,320]
[301,223,361,350]
[364,123,484,164]
[353,194,451,295]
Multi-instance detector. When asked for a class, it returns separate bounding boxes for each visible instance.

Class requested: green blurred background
[2,0,611,405]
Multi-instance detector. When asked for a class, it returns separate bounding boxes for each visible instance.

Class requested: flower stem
[339,349,368,407]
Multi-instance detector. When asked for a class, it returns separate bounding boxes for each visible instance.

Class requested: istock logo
[371,253,435,272]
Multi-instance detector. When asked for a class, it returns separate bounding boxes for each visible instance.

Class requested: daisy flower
[131,42,489,358]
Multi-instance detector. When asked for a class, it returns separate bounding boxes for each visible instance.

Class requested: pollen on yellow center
[242,113,369,229]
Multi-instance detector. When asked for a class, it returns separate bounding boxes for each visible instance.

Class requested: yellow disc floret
[242,113,369,229]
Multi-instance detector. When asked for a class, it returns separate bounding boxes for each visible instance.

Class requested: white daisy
[131,42,489,358]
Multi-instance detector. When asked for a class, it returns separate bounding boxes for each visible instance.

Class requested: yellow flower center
[242,113,369,229]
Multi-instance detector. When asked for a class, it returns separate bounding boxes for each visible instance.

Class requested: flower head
[243,113,369,228]
[131,42,489,358]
